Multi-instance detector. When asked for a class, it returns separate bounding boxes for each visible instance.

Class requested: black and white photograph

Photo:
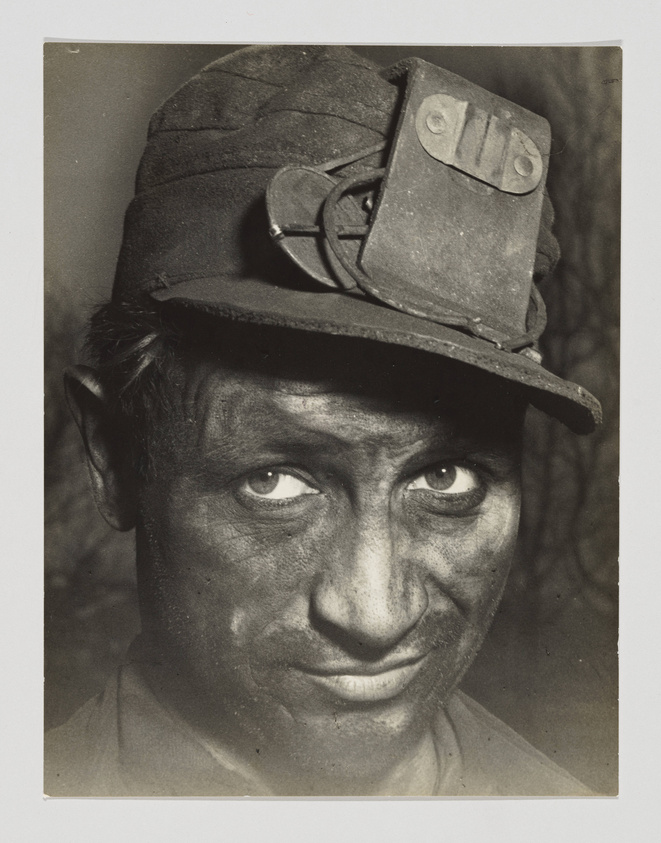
[43,43,620,798]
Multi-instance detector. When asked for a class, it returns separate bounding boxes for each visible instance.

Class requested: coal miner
[45,45,601,796]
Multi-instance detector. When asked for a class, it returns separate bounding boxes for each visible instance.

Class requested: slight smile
[302,656,427,703]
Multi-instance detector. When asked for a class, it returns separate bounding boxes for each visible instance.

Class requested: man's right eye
[239,470,320,501]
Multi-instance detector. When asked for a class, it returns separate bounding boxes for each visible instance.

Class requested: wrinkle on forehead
[175,363,513,469]
[269,377,341,396]
[203,378,432,461]
[153,341,526,469]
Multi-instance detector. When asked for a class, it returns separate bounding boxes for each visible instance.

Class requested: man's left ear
[64,365,138,531]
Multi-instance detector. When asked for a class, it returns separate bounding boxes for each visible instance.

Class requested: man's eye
[407,464,480,495]
[241,470,319,500]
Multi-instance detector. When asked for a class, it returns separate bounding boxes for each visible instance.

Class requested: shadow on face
[160,314,529,446]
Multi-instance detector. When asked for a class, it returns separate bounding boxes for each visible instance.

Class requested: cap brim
[151,275,602,434]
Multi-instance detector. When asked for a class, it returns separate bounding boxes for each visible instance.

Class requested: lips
[300,655,427,703]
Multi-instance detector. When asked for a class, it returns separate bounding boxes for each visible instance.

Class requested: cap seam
[200,67,285,88]
[149,109,390,137]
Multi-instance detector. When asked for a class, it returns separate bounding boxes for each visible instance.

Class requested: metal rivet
[426,111,448,134]
[514,155,534,177]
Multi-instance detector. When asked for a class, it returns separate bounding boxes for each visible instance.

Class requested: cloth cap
[113,45,601,433]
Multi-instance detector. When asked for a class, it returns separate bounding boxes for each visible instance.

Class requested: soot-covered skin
[124,342,524,796]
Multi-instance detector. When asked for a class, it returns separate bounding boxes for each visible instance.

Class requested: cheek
[136,481,326,653]
[417,488,520,618]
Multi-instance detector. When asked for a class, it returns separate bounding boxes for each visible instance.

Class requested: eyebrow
[195,413,376,468]
[187,401,515,485]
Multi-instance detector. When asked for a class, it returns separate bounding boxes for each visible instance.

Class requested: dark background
[44,44,620,794]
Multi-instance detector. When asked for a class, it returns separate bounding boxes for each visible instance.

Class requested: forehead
[192,369,445,452]
[164,330,526,456]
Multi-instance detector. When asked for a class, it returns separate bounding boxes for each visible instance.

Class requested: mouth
[300,655,428,703]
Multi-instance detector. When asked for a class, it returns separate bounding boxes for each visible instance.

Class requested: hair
[84,295,190,477]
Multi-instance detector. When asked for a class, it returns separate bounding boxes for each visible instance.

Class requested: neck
[199,721,441,797]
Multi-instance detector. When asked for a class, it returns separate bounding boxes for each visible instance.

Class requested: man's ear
[64,365,138,531]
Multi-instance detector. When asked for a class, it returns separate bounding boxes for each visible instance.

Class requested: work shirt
[45,658,591,797]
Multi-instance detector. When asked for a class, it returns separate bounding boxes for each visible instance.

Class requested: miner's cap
[113,45,601,434]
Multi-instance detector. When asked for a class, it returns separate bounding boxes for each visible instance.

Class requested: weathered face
[134,344,523,793]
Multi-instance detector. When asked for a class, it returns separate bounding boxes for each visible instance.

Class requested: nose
[310,504,429,653]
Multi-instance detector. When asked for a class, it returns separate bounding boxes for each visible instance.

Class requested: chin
[240,675,445,795]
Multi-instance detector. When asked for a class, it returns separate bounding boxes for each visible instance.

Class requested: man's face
[134,341,523,792]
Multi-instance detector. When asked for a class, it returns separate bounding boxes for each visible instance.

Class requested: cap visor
[151,275,602,434]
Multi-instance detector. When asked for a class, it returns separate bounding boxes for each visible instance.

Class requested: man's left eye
[241,470,320,500]
[406,464,481,495]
